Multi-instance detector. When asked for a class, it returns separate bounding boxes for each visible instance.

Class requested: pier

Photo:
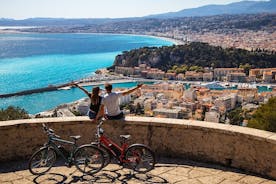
[0,83,72,98]
[0,78,149,99]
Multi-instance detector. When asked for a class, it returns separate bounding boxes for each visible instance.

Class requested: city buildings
[214,68,244,81]
[124,81,276,124]
[114,65,276,83]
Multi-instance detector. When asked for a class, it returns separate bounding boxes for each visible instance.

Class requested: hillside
[0,1,275,26]
[111,42,276,71]
[148,0,276,18]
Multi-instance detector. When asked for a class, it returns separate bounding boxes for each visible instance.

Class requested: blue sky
[0,0,267,19]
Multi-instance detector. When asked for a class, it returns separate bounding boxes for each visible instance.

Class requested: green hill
[111,42,276,71]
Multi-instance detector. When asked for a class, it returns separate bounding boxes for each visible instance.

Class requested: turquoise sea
[0,33,173,114]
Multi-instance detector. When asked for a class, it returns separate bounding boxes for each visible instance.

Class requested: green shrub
[0,106,30,121]
[248,97,276,132]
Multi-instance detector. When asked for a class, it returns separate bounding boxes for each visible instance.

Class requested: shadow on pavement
[32,166,168,184]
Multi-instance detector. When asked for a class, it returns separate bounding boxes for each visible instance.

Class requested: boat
[58,86,71,90]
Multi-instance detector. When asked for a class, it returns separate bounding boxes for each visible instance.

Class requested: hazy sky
[0,0,267,19]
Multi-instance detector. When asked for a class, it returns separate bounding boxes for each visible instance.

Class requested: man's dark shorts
[106,112,124,120]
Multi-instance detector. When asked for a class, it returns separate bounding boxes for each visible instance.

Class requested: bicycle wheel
[74,145,104,175]
[28,147,56,175]
[91,143,111,167]
[125,144,155,173]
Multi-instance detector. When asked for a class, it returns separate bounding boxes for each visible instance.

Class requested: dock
[0,79,147,99]
[0,83,72,98]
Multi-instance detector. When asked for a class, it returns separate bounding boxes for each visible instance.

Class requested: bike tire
[125,144,155,173]
[91,143,111,168]
[28,147,56,175]
[74,145,104,175]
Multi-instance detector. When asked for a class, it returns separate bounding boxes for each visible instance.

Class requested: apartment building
[185,71,203,81]
[203,72,214,81]
[249,68,276,83]
[205,111,220,123]
[226,72,246,82]
[214,68,244,81]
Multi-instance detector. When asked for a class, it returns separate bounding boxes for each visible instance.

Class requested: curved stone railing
[0,117,275,179]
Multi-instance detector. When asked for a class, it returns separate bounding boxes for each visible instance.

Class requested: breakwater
[0,79,143,99]
[0,83,72,98]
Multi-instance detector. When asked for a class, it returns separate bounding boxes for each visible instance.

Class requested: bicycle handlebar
[96,119,105,137]
[97,120,104,127]
[42,123,47,132]
[42,123,60,138]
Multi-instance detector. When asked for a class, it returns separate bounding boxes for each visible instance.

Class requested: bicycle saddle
[120,135,131,139]
[70,135,81,141]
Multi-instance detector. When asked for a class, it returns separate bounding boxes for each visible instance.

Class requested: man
[95,83,143,120]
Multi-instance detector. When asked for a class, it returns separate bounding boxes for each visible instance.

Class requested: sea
[0,33,173,114]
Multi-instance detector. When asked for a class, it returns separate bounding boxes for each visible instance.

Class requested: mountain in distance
[148,0,276,18]
[0,0,275,26]
[0,17,142,26]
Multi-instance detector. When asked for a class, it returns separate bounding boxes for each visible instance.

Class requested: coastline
[147,35,185,45]
[0,28,184,46]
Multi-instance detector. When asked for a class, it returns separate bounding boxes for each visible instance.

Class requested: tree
[0,106,30,121]
[247,97,276,132]
[227,107,244,125]
[239,63,251,75]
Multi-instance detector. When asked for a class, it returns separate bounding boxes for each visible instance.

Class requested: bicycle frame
[43,124,78,165]
[95,120,134,164]
[92,120,156,173]
[98,133,129,163]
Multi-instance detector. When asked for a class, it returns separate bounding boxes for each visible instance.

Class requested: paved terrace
[0,117,275,183]
[1,158,275,184]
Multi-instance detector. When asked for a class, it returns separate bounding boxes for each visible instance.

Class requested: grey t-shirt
[102,92,122,116]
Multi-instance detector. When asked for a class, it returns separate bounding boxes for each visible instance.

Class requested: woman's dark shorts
[87,110,97,119]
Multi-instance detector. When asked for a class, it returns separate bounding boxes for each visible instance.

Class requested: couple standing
[73,83,143,121]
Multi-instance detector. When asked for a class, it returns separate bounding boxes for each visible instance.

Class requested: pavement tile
[238,175,268,184]
[261,181,276,184]
[148,166,175,175]
[197,175,225,184]
[0,173,23,182]
[12,178,33,184]
[175,178,202,184]
[188,169,213,179]
[195,166,223,175]
[220,179,241,184]
[32,173,67,184]
[214,171,246,181]
[14,170,33,178]
[159,172,189,183]
[24,174,37,182]
[134,172,171,183]
[83,174,117,184]
[167,167,192,176]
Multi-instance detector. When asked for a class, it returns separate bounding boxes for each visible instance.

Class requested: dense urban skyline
[0,0,268,19]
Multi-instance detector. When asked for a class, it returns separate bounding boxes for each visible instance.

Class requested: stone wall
[0,117,275,179]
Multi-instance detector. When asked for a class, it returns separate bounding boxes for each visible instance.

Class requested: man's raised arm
[122,84,143,96]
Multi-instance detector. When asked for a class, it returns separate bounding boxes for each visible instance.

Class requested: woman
[73,83,102,119]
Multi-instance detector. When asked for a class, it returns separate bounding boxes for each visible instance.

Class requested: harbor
[0,73,152,99]
[1,75,274,99]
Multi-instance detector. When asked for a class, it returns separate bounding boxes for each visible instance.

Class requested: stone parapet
[0,117,275,179]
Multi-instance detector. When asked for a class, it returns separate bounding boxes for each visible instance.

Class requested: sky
[0,0,268,19]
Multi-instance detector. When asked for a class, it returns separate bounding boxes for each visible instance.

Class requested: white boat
[58,86,71,90]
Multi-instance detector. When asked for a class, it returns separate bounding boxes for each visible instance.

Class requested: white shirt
[102,92,122,116]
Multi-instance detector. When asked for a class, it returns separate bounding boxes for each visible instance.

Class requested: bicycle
[28,123,104,175]
[91,119,155,173]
